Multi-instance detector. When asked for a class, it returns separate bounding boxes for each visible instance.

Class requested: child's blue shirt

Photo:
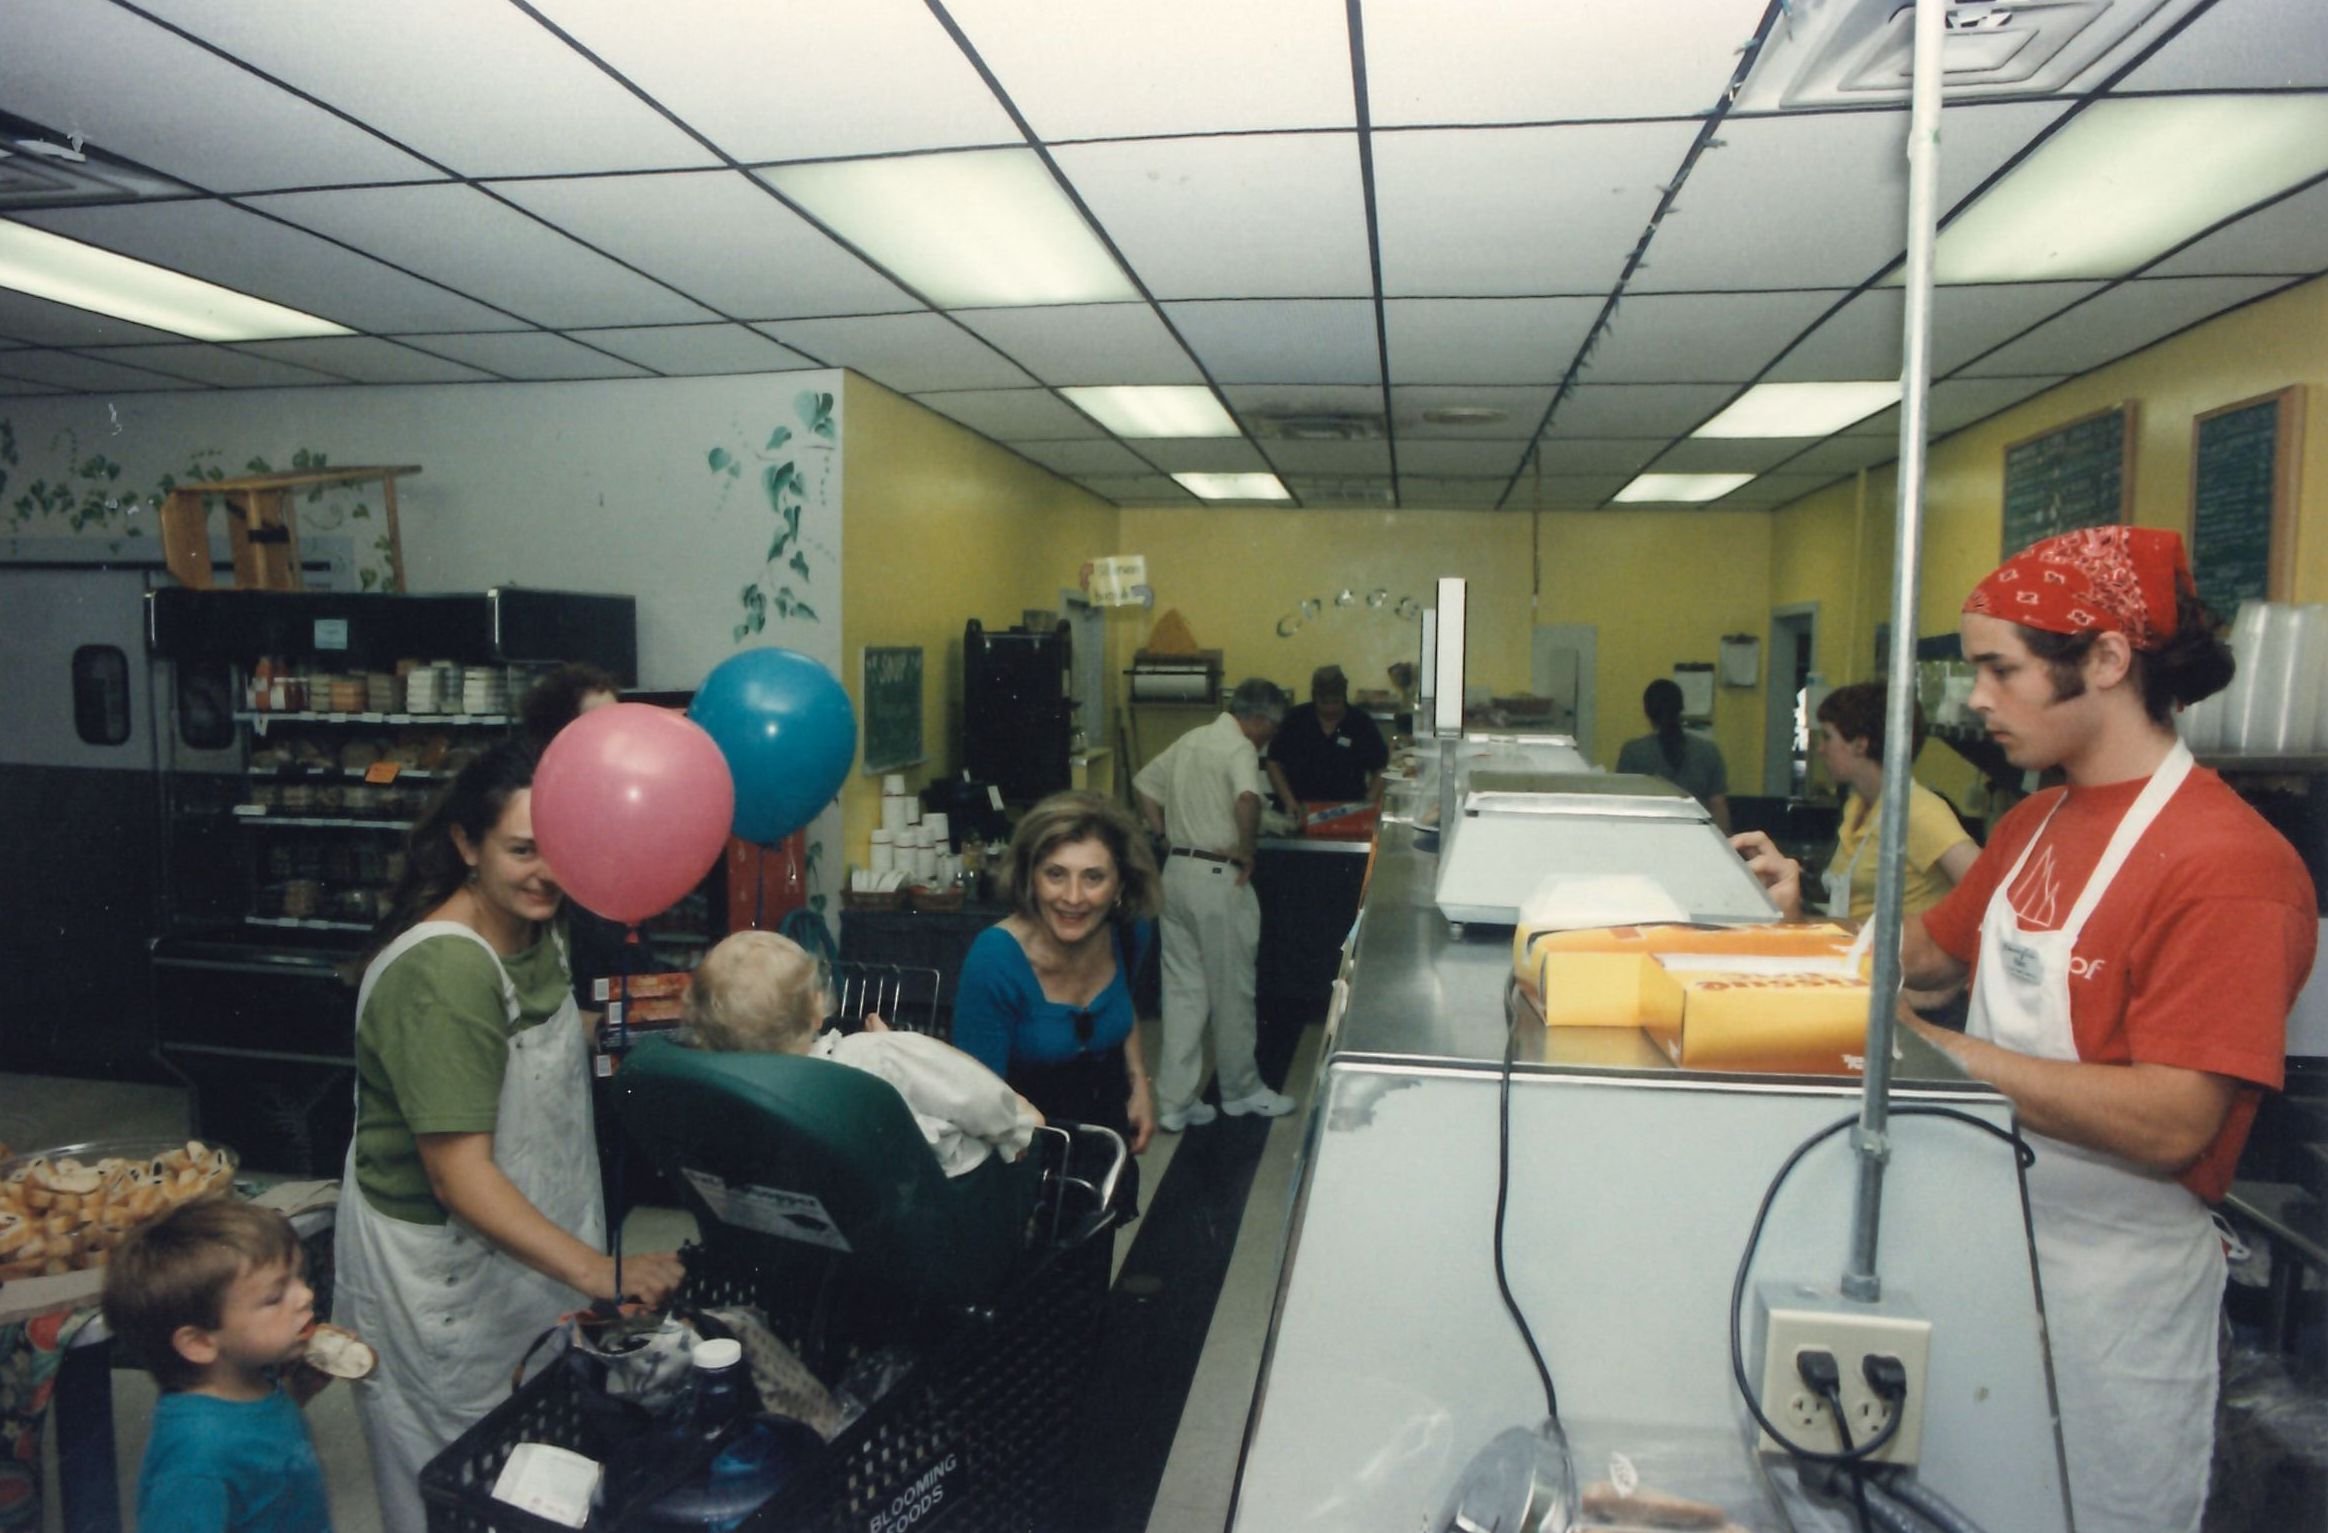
[138,1387,332,1533]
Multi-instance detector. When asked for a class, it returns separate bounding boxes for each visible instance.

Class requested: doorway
[1530,624,1596,761]
[1764,605,1819,797]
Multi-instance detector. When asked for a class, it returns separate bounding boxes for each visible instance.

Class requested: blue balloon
[689,648,857,845]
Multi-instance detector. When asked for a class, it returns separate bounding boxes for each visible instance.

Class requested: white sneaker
[1221,1088,1297,1118]
[1158,1101,1219,1132]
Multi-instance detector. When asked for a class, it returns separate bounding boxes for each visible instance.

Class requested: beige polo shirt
[1134,711,1265,855]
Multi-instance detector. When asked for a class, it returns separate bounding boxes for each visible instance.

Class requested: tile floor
[7,1020,1318,1533]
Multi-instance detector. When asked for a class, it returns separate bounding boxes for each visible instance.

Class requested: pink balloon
[532,703,735,926]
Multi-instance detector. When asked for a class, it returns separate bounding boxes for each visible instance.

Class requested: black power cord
[1728,1106,2034,1467]
[1493,1009,1559,1421]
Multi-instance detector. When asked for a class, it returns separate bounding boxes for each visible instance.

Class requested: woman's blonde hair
[683,930,830,1052]
[997,791,1160,925]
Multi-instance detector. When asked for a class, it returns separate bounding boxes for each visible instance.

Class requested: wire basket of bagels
[0,1138,239,1279]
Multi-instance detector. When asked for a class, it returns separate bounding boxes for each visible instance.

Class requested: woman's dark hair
[518,663,619,752]
[998,791,1160,926]
[2020,587,2234,724]
[1816,681,1926,764]
[1642,678,1687,770]
[362,739,539,963]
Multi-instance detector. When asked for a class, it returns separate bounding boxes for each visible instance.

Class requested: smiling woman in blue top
[952,791,1159,1214]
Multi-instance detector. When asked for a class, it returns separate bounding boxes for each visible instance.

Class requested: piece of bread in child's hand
[303,1323,378,1380]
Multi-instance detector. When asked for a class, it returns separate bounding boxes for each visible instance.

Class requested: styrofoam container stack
[2215,602,2272,754]
[924,811,950,851]
[870,829,895,876]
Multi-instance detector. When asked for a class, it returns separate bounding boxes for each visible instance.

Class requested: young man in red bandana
[1892,527,2314,1533]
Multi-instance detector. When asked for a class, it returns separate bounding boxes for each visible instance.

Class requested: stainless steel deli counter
[1227,823,2071,1533]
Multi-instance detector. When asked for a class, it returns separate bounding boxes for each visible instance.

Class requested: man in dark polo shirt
[1265,665,1390,810]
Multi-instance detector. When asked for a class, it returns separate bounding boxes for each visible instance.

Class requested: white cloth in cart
[807,1028,1040,1177]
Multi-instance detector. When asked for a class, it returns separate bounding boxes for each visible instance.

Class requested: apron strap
[2059,741,2192,941]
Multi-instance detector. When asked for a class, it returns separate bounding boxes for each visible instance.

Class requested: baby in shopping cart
[685,930,1043,1176]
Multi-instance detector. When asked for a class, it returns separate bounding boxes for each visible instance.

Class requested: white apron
[1823,799,1873,919]
[1966,742,2222,1533]
[333,921,606,1533]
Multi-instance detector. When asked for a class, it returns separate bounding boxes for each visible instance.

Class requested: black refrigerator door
[963,621,1072,803]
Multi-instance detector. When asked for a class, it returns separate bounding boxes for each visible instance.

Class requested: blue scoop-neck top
[952,919,1152,1076]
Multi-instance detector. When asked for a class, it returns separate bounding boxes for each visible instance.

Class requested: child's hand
[284,1359,334,1407]
[862,1012,891,1033]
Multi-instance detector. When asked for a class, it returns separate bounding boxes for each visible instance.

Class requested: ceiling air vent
[1247,409,1386,442]
[1285,478,1398,505]
[0,111,192,209]
[1735,0,2209,111]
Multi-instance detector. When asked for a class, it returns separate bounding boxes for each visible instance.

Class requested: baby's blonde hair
[684,930,830,1053]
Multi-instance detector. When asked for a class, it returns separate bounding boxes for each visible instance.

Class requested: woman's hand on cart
[586,1249,686,1308]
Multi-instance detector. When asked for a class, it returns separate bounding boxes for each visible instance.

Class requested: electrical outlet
[1750,1281,1933,1468]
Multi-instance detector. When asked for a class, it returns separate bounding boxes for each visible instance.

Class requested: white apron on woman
[333,922,605,1533]
[1966,743,2221,1533]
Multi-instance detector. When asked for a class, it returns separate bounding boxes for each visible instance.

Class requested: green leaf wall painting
[714,391,837,643]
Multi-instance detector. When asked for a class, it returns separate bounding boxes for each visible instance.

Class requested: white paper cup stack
[924,811,950,851]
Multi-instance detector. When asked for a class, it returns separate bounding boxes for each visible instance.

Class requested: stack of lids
[462,668,509,717]
[365,672,401,713]
[405,665,444,714]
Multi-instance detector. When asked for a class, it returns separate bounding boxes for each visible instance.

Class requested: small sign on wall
[861,646,924,774]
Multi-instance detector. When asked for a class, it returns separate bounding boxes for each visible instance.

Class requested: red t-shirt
[1921,766,2314,1202]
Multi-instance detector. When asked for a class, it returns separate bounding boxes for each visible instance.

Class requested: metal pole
[1843,0,1946,1304]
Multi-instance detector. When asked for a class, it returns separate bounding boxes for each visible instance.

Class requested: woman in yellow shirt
[1815,681,1979,922]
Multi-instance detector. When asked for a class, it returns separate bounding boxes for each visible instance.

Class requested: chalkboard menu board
[861,646,924,774]
[2001,405,2132,558]
[2190,388,2301,618]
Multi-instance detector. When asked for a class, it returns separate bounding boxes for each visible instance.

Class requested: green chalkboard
[2190,392,2294,618]
[2002,406,2130,558]
[861,646,924,774]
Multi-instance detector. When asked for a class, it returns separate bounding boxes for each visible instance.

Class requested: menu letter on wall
[2001,404,2134,558]
[2190,388,2305,618]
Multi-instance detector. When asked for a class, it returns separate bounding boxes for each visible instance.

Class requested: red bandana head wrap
[1962,526,2195,652]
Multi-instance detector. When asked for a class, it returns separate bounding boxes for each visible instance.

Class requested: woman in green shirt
[332,741,682,1531]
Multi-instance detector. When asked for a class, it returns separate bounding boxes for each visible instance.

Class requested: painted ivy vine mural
[712,389,838,642]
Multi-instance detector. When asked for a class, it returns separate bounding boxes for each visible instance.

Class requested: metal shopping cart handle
[1032,1123,1129,1243]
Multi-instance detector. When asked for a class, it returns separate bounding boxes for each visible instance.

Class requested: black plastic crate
[421,1223,1111,1532]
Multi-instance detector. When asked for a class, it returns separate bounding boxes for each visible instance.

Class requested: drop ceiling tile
[0,378,65,397]
[1398,476,1509,508]
[571,324,815,375]
[0,0,439,192]
[1281,476,1397,506]
[1396,439,1532,477]
[1767,282,2103,382]
[1256,439,1394,475]
[0,349,203,391]
[1014,439,1157,476]
[2114,0,2328,91]
[1781,436,1901,476]
[1148,439,1271,474]
[1162,300,1380,384]
[946,0,1357,138]
[1648,436,1821,474]
[1075,475,1199,504]
[1053,135,1373,301]
[1225,384,1386,419]
[1391,385,1556,438]
[1844,375,2069,437]
[394,332,651,381]
[246,185,717,328]
[498,171,920,320]
[1363,0,1774,124]
[134,0,718,178]
[1383,298,1599,384]
[1545,383,1742,437]
[528,0,1017,161]
[91,344,345,389]
[17,202,529,335]
[1525,438,1665,476]
[2145,180,2328,278]
[1373,122,1702,295]
[0,288,184,349]
[1956,276,2292,377]
[911,389,1104,440]
[754,313,1034,392]
[1510,474,1630,509]
[236,336,496,384]
[1585,290,1844,383]
[1632,101,2070,293]
[953,305,1200,386]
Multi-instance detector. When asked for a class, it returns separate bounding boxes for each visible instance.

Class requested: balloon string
[612,927,639,1304]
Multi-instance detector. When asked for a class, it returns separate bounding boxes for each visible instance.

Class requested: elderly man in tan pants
[1133,678,1299,1132]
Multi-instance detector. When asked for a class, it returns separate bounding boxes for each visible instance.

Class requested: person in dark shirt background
[1265,665,1390,811]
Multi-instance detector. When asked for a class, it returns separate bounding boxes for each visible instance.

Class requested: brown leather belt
[1168,847,1234,864]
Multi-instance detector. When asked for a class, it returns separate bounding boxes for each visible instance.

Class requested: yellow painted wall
[1535,510,1775,775]
[840,376,1120,864]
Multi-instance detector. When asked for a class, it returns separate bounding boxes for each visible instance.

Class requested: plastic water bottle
[687,1338,752,1435]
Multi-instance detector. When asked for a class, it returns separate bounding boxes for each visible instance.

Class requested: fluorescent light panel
[1062,385,1240,438]
[1173,472,1290,501]
[1934,95,2328,284]
[0,220,351,342]
[1694,381,1901,438]
[764,148,1138,308]
[1614,473,1754,504]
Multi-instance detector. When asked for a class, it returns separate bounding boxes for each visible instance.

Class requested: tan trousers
[1156,855,1264,1114]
